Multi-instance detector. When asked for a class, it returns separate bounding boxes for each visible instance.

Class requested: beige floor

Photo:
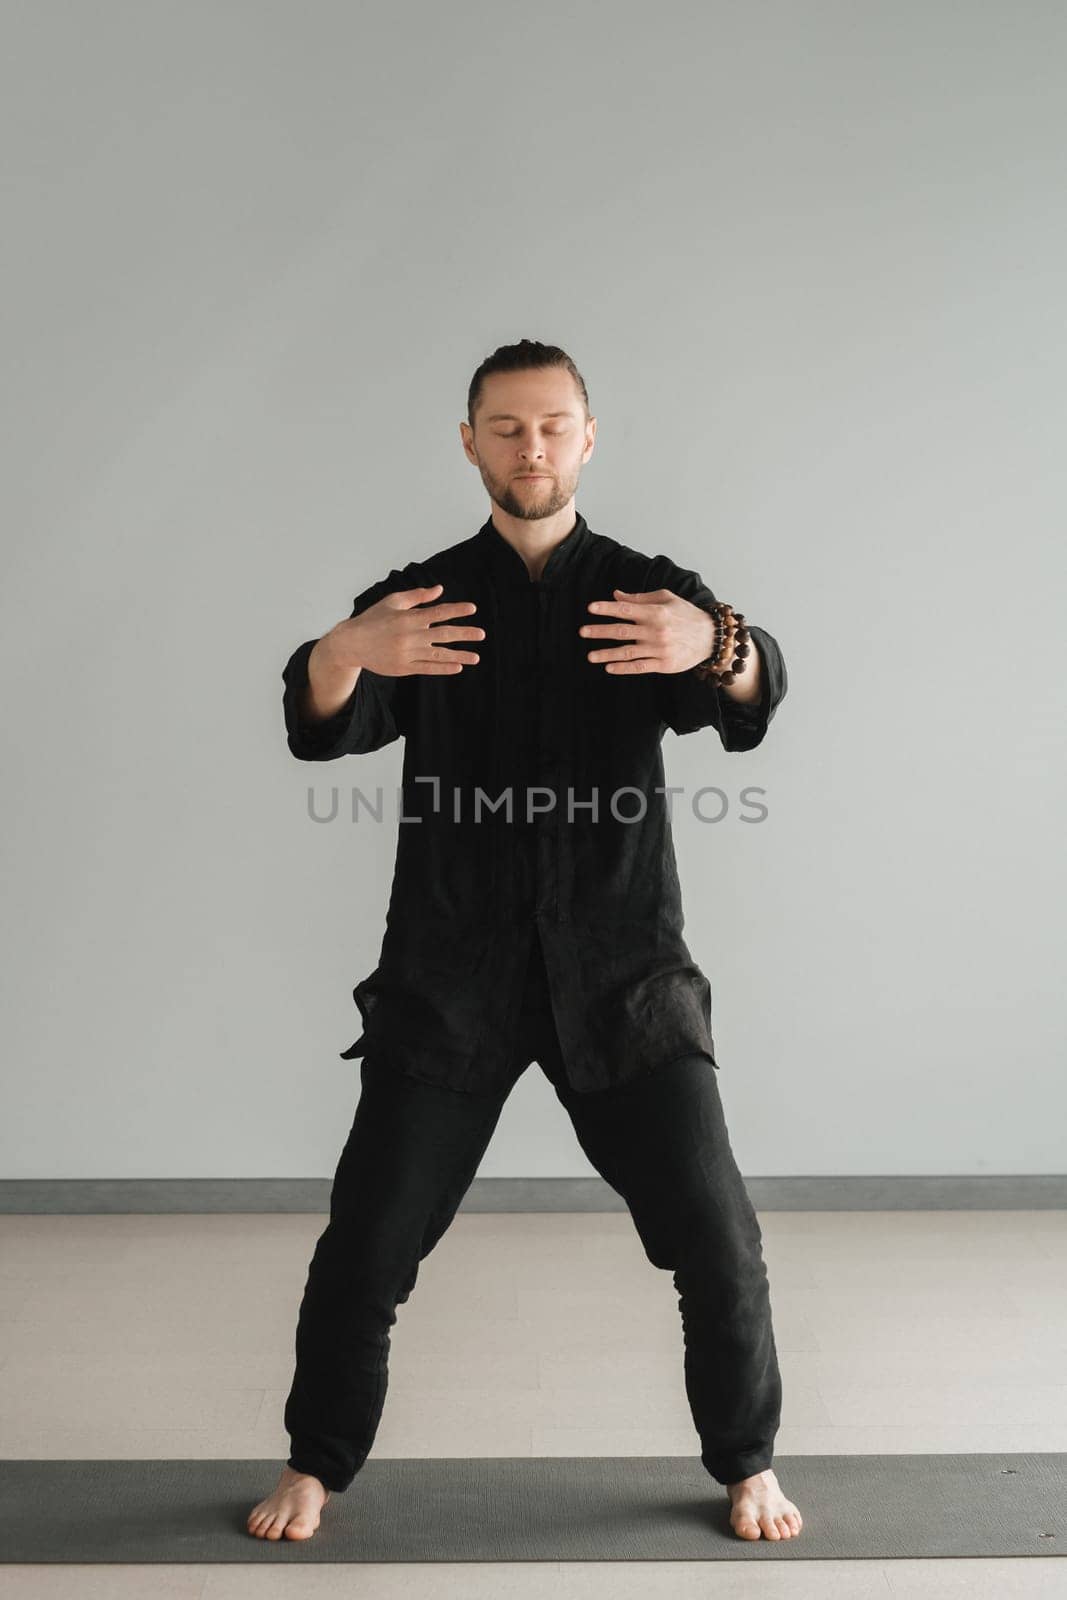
[1,1207,1065,1598]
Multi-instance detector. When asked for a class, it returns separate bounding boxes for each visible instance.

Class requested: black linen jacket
[281,511,787,1094]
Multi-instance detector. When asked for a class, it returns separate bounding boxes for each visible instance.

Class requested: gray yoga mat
[1,1455,1064,1562]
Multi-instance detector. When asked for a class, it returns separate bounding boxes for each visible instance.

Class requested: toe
[760,1513,781,1539]
[775,1515,792,1537]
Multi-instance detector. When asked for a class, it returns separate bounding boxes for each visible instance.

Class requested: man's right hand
[302,584,484,723]
[323,583,484,677]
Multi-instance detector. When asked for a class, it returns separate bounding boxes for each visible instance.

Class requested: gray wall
[3,1,1063,1180]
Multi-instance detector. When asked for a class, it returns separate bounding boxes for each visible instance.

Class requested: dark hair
[467,338,590,428]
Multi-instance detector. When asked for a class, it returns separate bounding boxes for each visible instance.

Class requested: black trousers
[284,931,782,1492]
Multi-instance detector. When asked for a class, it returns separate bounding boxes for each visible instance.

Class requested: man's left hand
[579,588,724,675]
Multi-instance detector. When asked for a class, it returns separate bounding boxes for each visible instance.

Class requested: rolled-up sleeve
[644,552,788,751]
[281,562,428,761]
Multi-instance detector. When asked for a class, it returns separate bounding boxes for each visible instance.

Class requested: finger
[413,644,481,664]
[580,623,649,638]
[420,600,481,621]
[394,588,481,622]
[600,654,665,673]
[424,622,486,642]
[612,588,664,602]
[408,649,477,671]
[587,595,659,618]
[588,645,666,672]
[391,583,445,608]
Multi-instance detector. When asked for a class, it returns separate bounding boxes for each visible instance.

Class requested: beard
[481,464,574,521]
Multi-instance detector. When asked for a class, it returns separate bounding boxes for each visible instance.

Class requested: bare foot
[727,1467,803,1541]
[247,1464,331,1541]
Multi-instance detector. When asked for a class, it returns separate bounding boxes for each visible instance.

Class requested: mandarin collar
[475,510,591,587]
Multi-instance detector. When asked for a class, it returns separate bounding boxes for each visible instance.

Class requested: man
[249,339,800,1544]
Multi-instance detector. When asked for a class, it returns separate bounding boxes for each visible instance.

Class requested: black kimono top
[281,510,787,1095]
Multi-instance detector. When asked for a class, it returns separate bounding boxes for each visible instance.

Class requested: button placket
[534,585,560,917]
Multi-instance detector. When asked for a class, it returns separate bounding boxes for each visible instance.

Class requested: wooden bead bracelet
[693,601,752,685]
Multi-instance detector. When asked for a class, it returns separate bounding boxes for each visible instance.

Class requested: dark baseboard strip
[0,1174,1064,1213]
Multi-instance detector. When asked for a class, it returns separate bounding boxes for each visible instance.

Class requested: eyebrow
[483,411,576,422]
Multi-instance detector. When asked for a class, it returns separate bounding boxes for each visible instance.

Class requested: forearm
[303,634,363,723]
